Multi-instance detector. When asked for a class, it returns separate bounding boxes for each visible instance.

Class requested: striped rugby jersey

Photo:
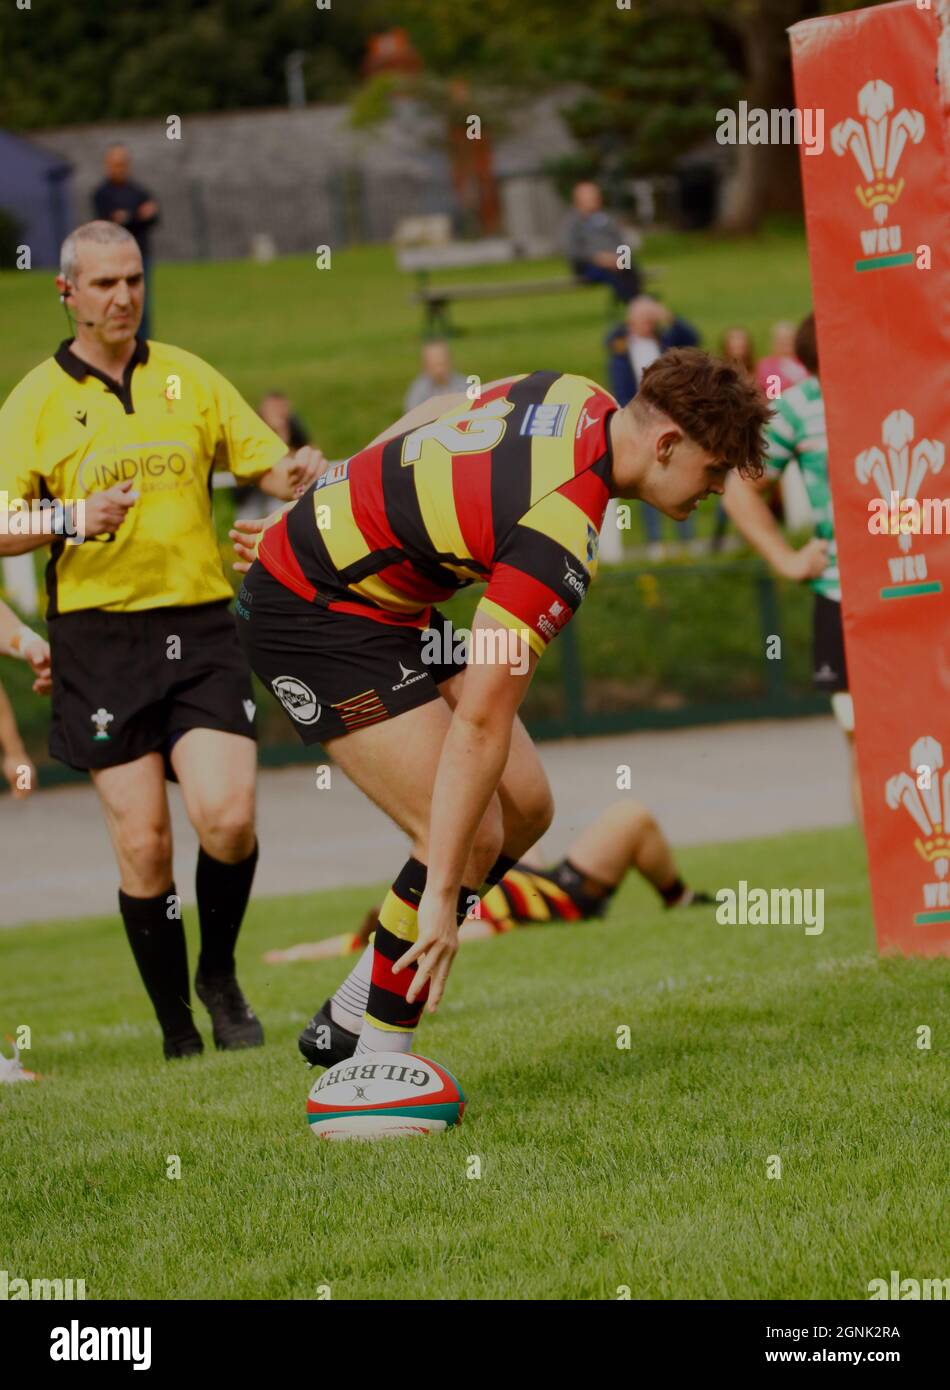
[258,371,616,655]
[764,375,839,602]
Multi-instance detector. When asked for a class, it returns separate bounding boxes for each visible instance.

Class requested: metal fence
[252,558,828,767]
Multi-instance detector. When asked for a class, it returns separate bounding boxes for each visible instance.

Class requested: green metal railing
[16,559,829,788]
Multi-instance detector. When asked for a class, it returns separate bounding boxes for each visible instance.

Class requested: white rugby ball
[306,1051,465,1141]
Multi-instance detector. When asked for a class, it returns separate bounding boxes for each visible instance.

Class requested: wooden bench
[397,239,600,335]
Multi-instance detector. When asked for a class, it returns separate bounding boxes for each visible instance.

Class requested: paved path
[0,716,851,928]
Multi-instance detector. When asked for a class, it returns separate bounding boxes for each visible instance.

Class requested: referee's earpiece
[60,280,96,328]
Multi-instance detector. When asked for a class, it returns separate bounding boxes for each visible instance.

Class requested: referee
[0,220,322,1059]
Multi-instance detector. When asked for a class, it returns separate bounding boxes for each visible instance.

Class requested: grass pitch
[2,823,946,1301]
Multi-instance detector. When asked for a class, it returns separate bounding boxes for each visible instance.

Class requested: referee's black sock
[195,840,259,978]
[119,885,196,1041]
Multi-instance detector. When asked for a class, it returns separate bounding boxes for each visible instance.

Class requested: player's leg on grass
[305,678,553,1057]
[317,693,505,1059]
[564,801,710,909]
[282,692,554,963]
[466,802,712,937]
[91,754,201,1057]
[438,670,555,869]
[170,728,263,1050]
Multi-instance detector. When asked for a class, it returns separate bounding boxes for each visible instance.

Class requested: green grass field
[3,823,947,1301]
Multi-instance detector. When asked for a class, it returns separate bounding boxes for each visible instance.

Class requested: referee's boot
[163,1029,204,1061]
[195,971,264,1050]
[298,999,358,1069]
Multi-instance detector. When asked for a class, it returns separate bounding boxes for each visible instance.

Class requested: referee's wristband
[8,625,42,658]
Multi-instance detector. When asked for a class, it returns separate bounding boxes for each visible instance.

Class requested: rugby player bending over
[231,353,768,1066]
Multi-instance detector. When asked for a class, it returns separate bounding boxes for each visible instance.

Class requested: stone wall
[26,92,577,262]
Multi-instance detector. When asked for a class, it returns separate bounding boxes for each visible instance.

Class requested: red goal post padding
[789,0,950,955]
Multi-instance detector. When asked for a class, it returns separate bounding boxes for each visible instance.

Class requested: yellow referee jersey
[0,338,287,615]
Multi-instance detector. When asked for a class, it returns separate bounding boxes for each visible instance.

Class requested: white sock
[355,1020,414,1056]
[329,945,373,1034]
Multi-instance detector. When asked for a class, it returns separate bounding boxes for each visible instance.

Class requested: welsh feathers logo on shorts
[271,675,321,725]
[91,708,114,741]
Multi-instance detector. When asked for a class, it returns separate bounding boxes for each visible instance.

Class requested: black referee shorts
[235,560,466,744]
[48,600,257,778]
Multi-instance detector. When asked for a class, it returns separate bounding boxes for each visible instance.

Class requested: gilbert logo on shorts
[271,675,320,725]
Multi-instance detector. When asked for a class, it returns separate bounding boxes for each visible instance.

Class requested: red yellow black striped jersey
[258,371,616,656]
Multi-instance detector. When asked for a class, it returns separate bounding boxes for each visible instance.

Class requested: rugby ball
[306,1051,465,1140]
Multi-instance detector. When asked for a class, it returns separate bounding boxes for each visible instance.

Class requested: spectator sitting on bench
[606,296,701,557]
[563,180,642,303]
[404,340,469,413]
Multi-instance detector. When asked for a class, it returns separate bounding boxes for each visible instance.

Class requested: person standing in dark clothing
[92,145,159,338]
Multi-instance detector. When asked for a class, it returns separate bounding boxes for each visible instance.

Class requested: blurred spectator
[404,340,469,413]
[233,392,312,522]
[720,326,757,379]
[92,145,160,339]
[607,296,700,403]
[606,297,701,556]
[713,327,771,551]
[756,321,808,398]
[259,391,311,451]
[563,181,641,303]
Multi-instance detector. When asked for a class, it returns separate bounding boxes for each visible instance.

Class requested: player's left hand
[285,446,328,496]
[24,637,51,696]
[394,891,460,1014]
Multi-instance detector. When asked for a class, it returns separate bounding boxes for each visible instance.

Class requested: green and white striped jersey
[764,375,839,602]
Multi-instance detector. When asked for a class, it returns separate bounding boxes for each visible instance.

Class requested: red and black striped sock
[357,857,475,1055]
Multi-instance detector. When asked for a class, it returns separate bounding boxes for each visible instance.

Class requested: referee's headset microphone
[60,283,96,330]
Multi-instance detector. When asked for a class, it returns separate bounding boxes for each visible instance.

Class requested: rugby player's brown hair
[631,346,771,480]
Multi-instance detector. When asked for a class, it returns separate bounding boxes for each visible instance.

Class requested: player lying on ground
[231,350,769,1068]
[0,600,50,800]
[263,800,714,970]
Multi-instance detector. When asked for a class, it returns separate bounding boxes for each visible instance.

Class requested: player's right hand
[82,481,138,538]
[394,891,460,1014]
[782,537,829,582]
